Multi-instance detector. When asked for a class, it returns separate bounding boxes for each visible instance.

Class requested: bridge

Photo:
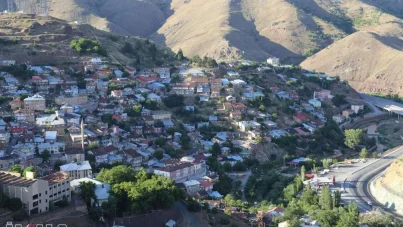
[361,94,403,119]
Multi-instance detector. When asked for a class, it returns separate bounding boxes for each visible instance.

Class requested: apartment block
[23,94,46,111]
[0,171,70,215]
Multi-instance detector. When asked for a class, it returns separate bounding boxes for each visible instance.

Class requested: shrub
[220,217,230,225]
[12,209,28,221]
[6,198,22,211]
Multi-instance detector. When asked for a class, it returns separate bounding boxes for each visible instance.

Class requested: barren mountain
[2,0,403,87]
[301,1,403,96]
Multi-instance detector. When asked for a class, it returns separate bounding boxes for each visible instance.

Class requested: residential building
[154,161,206,183]
[309,99,321,108]
[267,57,280,66]
[9,98,22,110]
[0,155,18,170]
[70,178,110,206]
[55,95,88,106]
[40,171,71,203]
[183,180,201,196]
[342,109,354,119]
[37,142,65,154]
[314,90,332,101]
[89,145,118,165]
[14,109,35,123]
[152,111,172,120]
[59,161,92,180]
[351,104,364,114]
[24,94,46,111]
[65,147,85,163]
[332,114,345,123]
[0,171,70,215]
[0,130,10,149]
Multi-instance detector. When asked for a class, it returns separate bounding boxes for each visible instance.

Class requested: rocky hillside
[371,157,403,215]
[0,13,173,66]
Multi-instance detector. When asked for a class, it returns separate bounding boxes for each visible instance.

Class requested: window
[46,199,47,203]
[39,200,41,204]
[33,201,38,207]
[54,193,56,196]
[54,186,56,188]
[58,192,61,194]
[39,193,41,197]
[49,187,51,190]
[45,191,47,195]
[33,194,38,200]
[46,207,48,211]
[67,188,70,191]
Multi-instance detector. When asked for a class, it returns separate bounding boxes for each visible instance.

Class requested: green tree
[301,165,306,181]
[372,151,378,159]
[96,165,137,185]
[153,150,164,160]
[360,147,368,159]
[288,217,302,227]
[176,48,184,60]
[321,159,333,169]
[336,203,359,227]
[79,181,96,210]
[232,161,247,172]
[319,185,333,210]
[40,149,51,162]
[344,129,363,149]
[22,166,38,178]
[333,190,341,208]
[5,198,22,211]
[9,165,23,175]
[255,135,263,144]
[315,210,338,227]
[211,142,221,156]
[101,196,117,220]
[154,137,167,147]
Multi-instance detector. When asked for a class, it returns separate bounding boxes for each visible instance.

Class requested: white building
[60,161,92,180]
[309,99,321,108]
[154,162,206,183]
[37,142,65,154]
[0,171,70,215]
[70,178,110,206]
[267,57,280,66]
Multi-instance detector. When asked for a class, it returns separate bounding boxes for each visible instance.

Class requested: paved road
[174,201,203,227]
[343,146,403,218]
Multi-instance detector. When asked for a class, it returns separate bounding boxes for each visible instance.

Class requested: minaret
[81,118,85,151]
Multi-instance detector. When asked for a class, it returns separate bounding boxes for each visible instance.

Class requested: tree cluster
[96,166,182,216]
[281,184,358,227]
[70,38,107,56]
[189,55,218,68]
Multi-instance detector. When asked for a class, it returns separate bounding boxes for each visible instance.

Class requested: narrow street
[229,170,252,201]
[174,201,203,227]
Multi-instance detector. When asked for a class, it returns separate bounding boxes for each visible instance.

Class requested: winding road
[344,146,403,218]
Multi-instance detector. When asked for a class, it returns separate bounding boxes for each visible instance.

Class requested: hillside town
[0,55,388,227]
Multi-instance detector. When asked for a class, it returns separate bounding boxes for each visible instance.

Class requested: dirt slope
[0,14,172,66]
[371,158,403,215]
[46,0,169,36]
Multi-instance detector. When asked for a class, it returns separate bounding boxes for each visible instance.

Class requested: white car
[367,201,373,206]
